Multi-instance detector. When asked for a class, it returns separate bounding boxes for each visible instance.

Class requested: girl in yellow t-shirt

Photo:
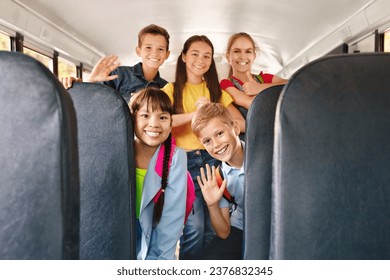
[162,35,244,260]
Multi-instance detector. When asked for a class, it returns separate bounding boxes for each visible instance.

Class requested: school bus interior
[1,0,390,260]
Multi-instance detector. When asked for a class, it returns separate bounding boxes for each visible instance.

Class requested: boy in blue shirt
[61,24,170,102]
[191,102,245,259]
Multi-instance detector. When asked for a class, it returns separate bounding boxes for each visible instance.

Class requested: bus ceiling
[1,0,390,79]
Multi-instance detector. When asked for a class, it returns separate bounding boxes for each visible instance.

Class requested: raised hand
[197,164,226,207]
[87,54,121,83]
[242,71,261,96]
[194,96,210,110]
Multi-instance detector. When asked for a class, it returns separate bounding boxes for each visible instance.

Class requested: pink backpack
[153,137,195,224]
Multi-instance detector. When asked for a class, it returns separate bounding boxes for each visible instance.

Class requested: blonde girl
[221,32,287,115]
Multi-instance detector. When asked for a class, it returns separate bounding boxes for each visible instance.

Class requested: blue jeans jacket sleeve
[139,147,187,260]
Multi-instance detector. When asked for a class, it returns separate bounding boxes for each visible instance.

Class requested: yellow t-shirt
[162,82,233,150]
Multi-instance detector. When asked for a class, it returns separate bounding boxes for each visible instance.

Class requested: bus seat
[68,82,136,260]
[271,53,390,259]
[0,51,79,259]
[243,85,284,260]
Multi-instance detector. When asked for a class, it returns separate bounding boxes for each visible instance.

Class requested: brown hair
[173,35,222,114]
[226,32,258,77]
[192,103,234,137]
[130,87,173,116]
[138,24,170,50]
[130,87,173,226]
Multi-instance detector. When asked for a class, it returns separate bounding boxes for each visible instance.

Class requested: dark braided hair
[152,133,172,227]
[129,87,174,227]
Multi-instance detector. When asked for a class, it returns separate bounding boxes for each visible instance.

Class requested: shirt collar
[133,62,144,77]
[133,62,163,82]
[221,141,245,175]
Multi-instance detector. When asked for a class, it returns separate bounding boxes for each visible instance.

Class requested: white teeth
[194,65,203,69]
[217,146,228,155]
[238,61,247,65]
[146,131,159,137]
[149,58,159,62]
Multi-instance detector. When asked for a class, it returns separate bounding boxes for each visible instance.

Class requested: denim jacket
[137,144,187,260]
[104,62,168,102]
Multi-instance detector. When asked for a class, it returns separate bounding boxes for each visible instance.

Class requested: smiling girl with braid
[130,87,188,260]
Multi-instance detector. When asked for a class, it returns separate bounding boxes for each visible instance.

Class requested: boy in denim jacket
[61,24,170,102]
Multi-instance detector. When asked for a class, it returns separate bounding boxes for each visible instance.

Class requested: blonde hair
[226,32,258,54]
[192,103,234,137]
[226,32,258,77]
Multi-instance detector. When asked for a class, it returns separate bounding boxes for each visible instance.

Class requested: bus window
[384,30,390,52]
[82,69,91,81]
[58,56,77,79]
[23,47,53,72]
[349,33,375,53]
[0,31,10,51]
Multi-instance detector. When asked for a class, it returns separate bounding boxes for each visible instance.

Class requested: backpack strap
[230,76,244,91]
[215,165,237,206]
[185,171,195,223]
[153,136,195,224]
[253,74,264,84]
[154,137,174,177]
[153,137,174,205]
[229,74,264,90]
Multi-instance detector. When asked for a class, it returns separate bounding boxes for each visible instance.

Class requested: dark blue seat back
[243,85,284,259]
[272,53,390,259]
[68,82,136,260]
[0,51,79,259]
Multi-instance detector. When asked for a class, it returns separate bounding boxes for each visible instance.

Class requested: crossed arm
[224,73,287,109]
